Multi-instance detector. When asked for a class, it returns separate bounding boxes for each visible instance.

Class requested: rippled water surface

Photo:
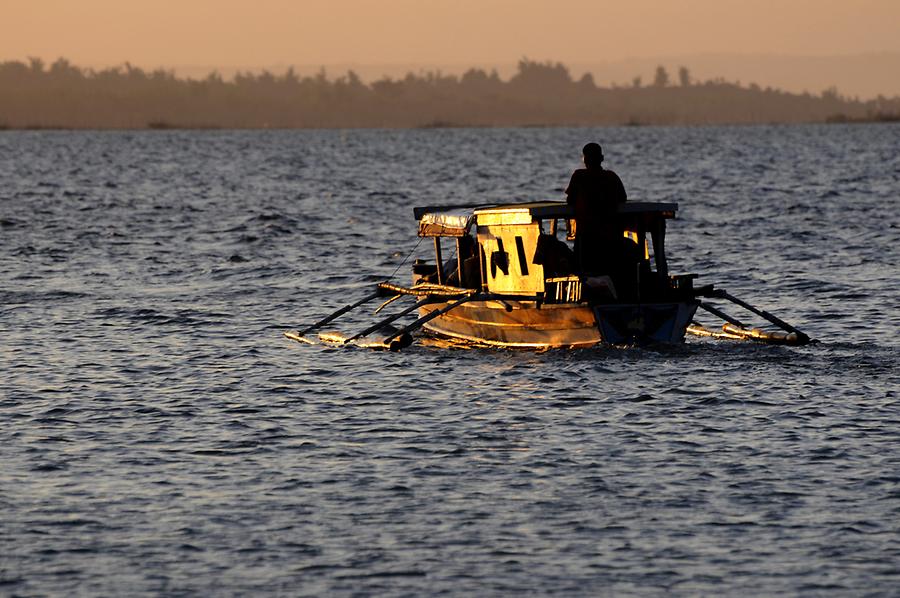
[2,125,899,596]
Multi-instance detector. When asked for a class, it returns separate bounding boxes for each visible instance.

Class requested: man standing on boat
[565,142,627,272]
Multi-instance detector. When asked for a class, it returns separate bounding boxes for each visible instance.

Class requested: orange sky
[5,0,900,68]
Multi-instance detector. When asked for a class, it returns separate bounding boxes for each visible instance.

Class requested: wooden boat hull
[419,299,699,348]
[420,300,600,348]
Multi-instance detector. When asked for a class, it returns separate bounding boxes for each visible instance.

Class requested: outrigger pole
[291,282,814,349]
[287,281,480,348]
[342,297,433,344]
[697,301,746,328]
[714,290,810,342]
[694,288,813,345]
[380,291,542,350]
[296,289,383,336]
[382,293,480,348]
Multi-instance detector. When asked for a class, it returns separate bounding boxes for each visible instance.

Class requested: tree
[509,58,572,93]
[653,66,669,87]
[28,56,44,74]
[577,72,596,90]
[821,86,840,101]
[281,66,299,85]
[678,66,691,87]
[632,76,642,89]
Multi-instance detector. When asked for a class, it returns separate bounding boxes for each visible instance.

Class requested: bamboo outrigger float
[285,200,813,350]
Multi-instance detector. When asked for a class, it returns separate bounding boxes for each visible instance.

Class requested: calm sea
[1,125,899,596]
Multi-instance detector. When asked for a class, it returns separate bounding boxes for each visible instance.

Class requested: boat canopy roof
[473,200,677,218]
[414,200,678,236]
[474,201,574,220]
[417,210,474,237]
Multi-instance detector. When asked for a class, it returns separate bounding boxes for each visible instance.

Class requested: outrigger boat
[285,200,812,350]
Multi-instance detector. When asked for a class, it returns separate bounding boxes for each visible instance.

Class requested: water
[1,125,899,596]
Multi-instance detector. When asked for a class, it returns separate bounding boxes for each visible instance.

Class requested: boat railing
[544,276,582,303]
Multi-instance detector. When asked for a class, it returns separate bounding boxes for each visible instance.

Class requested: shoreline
[1,118,898,132]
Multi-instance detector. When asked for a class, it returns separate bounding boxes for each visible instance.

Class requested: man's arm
[564,170,581,206]
[610,171,627,202]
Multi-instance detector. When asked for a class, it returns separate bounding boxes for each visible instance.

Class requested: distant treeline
[1,57,899,129]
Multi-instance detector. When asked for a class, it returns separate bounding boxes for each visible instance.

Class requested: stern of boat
[593,301,699,344]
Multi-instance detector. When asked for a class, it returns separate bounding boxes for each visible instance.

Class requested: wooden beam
[382,294,479,345]
[433,237,444,285]
[343,297,433,343]
[297,289,382,336]
[651,220,668,277]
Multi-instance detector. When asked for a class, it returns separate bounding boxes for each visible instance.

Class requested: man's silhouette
[565,142,627,272]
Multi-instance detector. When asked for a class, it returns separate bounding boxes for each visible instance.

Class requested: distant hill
[171,52,900,101]
[574,52,900,101]
[1,57,898,129]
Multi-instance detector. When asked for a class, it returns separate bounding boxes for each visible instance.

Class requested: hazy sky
[5,0,900,69]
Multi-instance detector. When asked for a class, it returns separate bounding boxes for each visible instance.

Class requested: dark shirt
[565,167,627,233]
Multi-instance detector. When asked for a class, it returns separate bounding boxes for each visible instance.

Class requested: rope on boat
[383,237,424,284]
[373,294,403,315]
[377,281,478,297]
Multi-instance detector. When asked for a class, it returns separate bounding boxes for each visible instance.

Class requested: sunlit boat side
[410,201,699,347]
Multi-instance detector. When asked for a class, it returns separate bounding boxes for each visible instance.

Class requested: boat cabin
[413,201,683,303]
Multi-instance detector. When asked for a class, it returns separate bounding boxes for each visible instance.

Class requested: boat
[285,200,812,350]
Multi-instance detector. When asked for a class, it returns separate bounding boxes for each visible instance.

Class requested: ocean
[1,124,899,595]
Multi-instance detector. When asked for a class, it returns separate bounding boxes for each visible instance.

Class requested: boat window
[624,230,650,261]
[514,236,529,276]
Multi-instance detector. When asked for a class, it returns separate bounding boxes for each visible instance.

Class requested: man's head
[582,142,604,168]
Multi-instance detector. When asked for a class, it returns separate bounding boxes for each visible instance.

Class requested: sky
[4,0,900,95]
